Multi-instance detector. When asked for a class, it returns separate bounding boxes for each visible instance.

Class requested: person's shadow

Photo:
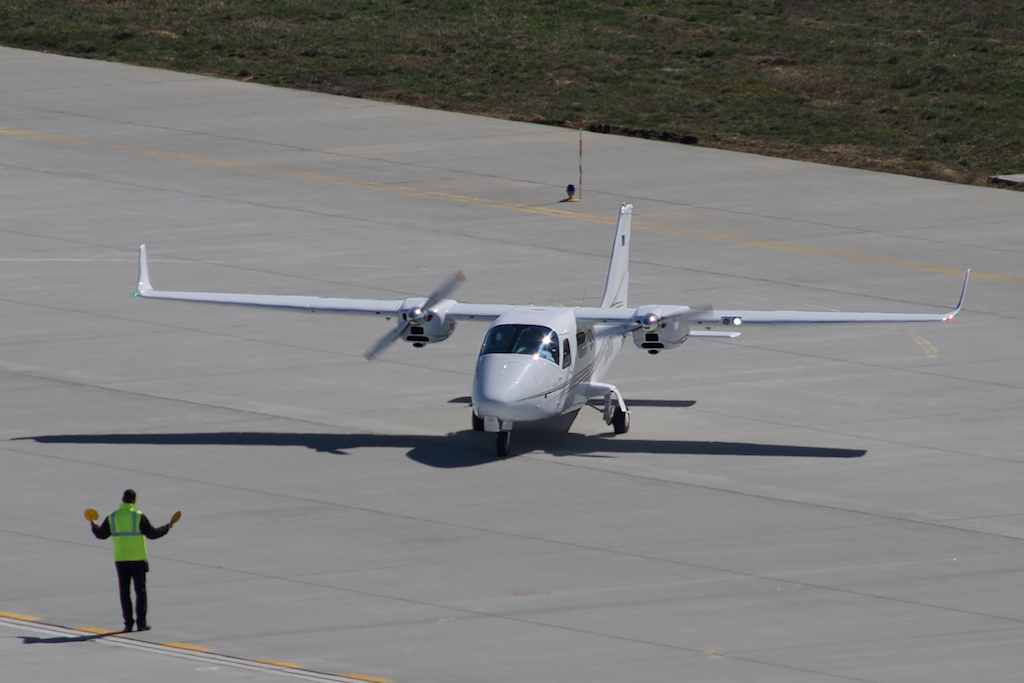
[21,633,114,644]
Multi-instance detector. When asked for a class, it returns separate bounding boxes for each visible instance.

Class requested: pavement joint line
[0,617,391,682]
[1,125,1013,286]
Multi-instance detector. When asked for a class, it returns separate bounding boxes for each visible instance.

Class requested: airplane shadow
[17,431,865,468]
[586,399,698,408]
[449,397,699,409]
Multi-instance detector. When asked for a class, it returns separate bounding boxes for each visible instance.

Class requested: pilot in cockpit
[516,327,556,363]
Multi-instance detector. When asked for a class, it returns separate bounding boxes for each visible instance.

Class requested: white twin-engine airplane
[136,204,969,457]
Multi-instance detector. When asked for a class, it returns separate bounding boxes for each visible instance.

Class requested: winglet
[136,245,153,296]
[944,269,970,321]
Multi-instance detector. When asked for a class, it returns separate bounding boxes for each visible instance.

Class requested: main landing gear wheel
[612,406,630,434]
[472,412,484,432]
[496,431,511,458]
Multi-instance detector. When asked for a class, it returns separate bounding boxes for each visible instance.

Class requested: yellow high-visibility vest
[109,503,147,562]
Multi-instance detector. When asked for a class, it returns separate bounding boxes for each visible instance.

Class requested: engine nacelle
[631,305,689,355]
[401,298,457,347]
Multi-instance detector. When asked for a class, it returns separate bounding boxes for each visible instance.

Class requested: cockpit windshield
[481,325,560,364]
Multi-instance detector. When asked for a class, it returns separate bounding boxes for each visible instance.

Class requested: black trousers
[115,560,148,629]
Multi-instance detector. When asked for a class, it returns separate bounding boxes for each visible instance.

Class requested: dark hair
[122,489,137,504]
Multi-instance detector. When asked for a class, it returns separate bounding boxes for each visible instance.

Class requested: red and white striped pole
[578,114,583,200]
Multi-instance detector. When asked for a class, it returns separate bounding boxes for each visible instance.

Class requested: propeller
[594,305,712,340]
[364,271,465,360]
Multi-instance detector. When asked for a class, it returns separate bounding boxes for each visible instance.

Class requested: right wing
[136,245,406,315]
[136,245,514,320]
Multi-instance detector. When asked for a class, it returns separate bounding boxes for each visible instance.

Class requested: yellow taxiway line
[2,125,1015,285]
[0,614,393,682]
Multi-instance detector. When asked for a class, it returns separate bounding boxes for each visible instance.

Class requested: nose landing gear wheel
[496,431,511,458]
[472,412,484,432]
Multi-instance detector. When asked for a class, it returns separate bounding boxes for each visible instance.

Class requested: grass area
[2,0,1024,186]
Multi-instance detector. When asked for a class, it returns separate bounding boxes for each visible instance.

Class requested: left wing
[575,269,969,339]
[691,270,969,327]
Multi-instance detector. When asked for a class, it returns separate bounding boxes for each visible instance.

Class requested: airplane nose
[472,355,543,421]
[475,355,537,403]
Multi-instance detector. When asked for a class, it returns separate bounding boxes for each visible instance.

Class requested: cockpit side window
[562,338,571,369]
[481,325,559,364]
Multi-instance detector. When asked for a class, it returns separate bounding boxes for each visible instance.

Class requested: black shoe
[121,624,133,633]
[137,624,151,631]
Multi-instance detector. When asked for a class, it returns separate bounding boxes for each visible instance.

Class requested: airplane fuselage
[471,307,623,432]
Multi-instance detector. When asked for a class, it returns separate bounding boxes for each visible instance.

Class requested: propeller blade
[364,272,465,360]
[364,319,409,361]
[423,271,465,310]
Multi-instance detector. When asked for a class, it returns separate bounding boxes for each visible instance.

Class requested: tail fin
[599,204,632,309]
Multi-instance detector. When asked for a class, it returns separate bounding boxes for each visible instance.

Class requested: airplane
[135,204,969,458]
